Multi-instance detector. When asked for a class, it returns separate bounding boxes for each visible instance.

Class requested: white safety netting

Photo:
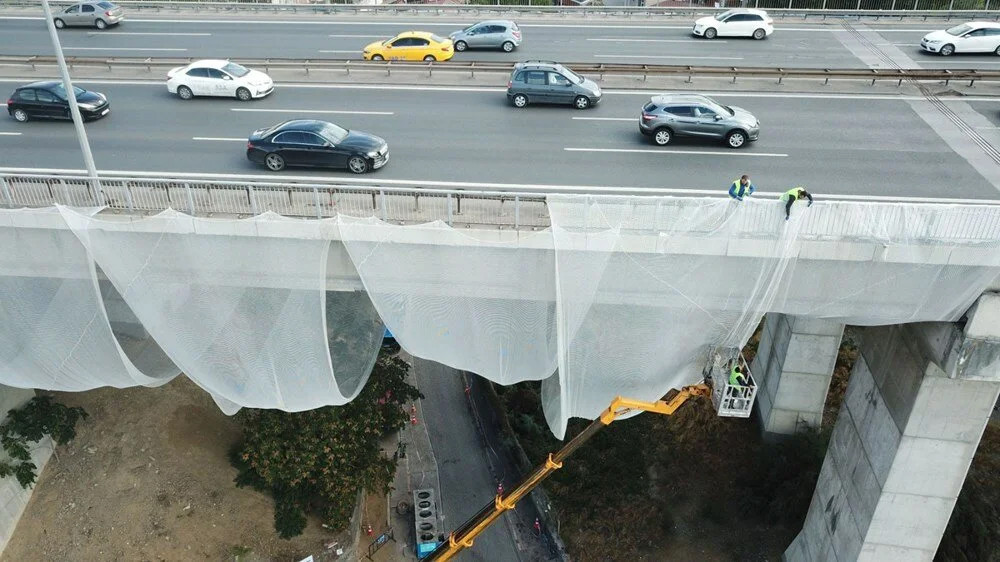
[58,208,383,413]
[0,197,997,439]
[0,208,175,391]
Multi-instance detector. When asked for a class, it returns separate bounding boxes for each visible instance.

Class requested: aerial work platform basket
[703,347,758,418]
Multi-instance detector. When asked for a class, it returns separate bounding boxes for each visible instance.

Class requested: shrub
[0,396,87,488]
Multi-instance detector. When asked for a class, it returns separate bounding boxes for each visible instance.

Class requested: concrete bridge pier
[751,314,846,435]
[784,292,1000,562]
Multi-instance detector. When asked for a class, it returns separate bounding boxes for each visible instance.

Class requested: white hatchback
[166,60,274,101]
[920,22,1000,56]
[693,9,774,40]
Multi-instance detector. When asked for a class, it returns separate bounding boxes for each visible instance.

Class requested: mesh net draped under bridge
[0,196,997,438]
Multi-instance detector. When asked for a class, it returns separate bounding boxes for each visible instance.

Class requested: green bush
[0,396,87,488]
[230,353,422,538]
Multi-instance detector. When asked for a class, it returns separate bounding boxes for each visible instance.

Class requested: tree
[0,396,88,488]
[230,352,423,539]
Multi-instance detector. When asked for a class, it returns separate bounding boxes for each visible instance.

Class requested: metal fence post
[948,0,954,8]
[514,195,520,229]
[890,0,896,10]
[122,180,135,213]
[0,175,13,207]
[379,190,387,221]
[313,187,322,219]
[185,182,195,215]
[447,193,453,226]
[787,0,792,8]
[247,185,259,215]
[913,0,918,9]
[856,0,861,8]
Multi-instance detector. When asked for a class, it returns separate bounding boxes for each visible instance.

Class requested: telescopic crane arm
[425,384,712,562]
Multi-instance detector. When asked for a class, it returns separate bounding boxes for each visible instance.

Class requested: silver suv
[639,94,760,148]
[507,61,602,110]
[449,20,522,52]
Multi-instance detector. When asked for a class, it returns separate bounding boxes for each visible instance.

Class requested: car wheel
[511,93,528,108]
[371,54,384,61]
[502,41,515,52]
[265,153,285,172]
[236,87,252,101]
[454,40,467,52]
[653,128,672,146]
[54,18,65,29]
[704,27,717,39]
[726,130,747,149]
[423,55,436,62]
[574,96,590,110]
[940,43,955,56]
[95,18,107,30]
[752,28,766,40]
[994,45,1000,56]
[348,155,370,174]
[12,108,28,123]
[177,86,193,100]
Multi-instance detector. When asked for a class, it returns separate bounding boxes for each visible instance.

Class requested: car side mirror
[223,75,232,80]
[714,115,723,121]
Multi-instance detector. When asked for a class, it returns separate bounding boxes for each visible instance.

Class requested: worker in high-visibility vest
[780,187,813,220]
[728,175,755,201]
[729,365,749,388]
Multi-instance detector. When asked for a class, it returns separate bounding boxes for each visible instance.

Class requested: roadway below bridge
[4,14,1000,69]
[2,80,1000,199]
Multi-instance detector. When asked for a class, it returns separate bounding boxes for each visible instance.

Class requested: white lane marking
[328,34,389,38]
[595,54,744,60]
[0,78,996,102]
[0,132,23,136]
[87,31,211,36]
[193,137,245,142]
[230,108,394,115]
[572,117,634,121]
[318,50,361,54]
[2,166,997,204]
[976,126,1000,129]
[566,147,787,157]
[62,47,189,51]
[588,38,728,43]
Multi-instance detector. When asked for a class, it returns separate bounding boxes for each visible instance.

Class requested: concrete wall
[752,314,844,435]
[0,385,52,555]
[785,294,1000,561]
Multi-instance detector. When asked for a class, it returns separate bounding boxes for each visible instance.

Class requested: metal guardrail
[2,0,1000,19]
[2,173,1000,244]
[4,55,999,85]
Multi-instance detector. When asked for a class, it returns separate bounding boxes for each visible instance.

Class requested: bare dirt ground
[2,377,352,562]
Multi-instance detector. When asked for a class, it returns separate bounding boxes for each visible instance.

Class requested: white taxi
[167,60,274,101]
[693,9,774,40]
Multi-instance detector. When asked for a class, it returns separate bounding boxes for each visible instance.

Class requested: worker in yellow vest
[780,186,813,220]
[728,175,755,201]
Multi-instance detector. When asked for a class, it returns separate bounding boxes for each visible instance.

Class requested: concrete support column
[751,314,845,435]
[785,292,1000,562]
[0,385,52,554]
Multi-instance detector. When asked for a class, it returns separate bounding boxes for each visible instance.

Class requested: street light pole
[39,0,102,198]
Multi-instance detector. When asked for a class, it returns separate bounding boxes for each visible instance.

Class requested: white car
[920,22,1000,56]
[693,9,773,40]
[166,60,274,101]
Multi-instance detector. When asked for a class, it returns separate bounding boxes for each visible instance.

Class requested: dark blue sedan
[246,119,389,174]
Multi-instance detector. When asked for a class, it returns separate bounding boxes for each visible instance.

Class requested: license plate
[100,109,109,116]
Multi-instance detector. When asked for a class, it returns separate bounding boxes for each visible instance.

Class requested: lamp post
[39,0,102,199]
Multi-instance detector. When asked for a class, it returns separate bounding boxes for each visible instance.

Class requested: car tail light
[642,113,656,121]
[105,10,112,16]
[513,31,521,39]
[507,81,512,88]
[442,46,450,51]
[5,98,12,107]
[247,142,254,150]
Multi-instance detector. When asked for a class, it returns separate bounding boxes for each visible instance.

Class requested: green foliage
[0,396,87,489]
[230,353,423,539]
[741,427,831,527]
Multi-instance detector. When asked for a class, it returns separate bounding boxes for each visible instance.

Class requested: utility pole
[39,0,102,198]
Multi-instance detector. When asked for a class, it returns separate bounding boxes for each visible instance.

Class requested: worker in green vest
[729,364,749,388]
[780,186,813,220]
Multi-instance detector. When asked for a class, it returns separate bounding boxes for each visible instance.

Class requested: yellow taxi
[362,31,454,62]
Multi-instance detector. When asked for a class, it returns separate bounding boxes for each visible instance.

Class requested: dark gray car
[53,1,124,30]
[506,61,602,110]
[638,94,760,148]
[449,20,522,52]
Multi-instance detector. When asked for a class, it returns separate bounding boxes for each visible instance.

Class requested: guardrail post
[0,176,13,207]
[823,0,828,8]
[379,190,387,221]
[247,185,258,215]
[313,187,322,219]
[185,182,195,215]
[890,0,896,10]
[447,193,453,226]
[345,60,350,77]
[122,180,135,213]
[514,195,520,229]
[787,0,792,8]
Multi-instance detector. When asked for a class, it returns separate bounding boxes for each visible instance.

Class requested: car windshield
[562,68,584,84]
[222,62,251,78]
[49,83,86,100]
[702,96,734,116]
[946,24,972,36]
[318,123,349,144]
[715,10,734,21]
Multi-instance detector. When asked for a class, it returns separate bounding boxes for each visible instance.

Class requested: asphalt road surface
[2,80,999,200]
[4,15,1000,69]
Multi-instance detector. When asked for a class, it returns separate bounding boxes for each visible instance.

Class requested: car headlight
[366,150,378,157]
[925,39,942,44]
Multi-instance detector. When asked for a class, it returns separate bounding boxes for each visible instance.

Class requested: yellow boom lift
[425,348,758,561]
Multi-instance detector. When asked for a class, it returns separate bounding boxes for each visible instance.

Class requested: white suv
[693,9,774,40]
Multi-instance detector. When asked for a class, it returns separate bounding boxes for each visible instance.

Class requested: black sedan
[246,120,388,174]
[6,81,110,122]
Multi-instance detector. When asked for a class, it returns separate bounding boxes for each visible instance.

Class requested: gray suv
[639,94,760,148]
[449,20,522,52]
[507,61,602,110]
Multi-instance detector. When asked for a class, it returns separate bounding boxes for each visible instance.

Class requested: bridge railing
[2,172,1000,246]
[2,0,999,19]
